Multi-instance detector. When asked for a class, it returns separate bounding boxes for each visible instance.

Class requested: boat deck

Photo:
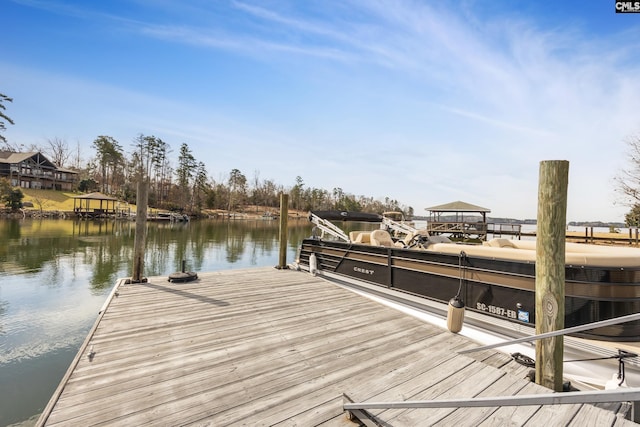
[37,267,636,426]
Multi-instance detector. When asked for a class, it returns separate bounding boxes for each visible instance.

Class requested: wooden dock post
[131,178,149,283]
[535,160,569,391]
[277,193,289,269]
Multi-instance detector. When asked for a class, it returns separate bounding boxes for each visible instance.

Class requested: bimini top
[309,210,382,222]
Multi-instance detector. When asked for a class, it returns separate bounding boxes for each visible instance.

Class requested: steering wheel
[407,234,427,249]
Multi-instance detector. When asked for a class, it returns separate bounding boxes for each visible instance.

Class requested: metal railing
[343,388,640,426]
[308,213,350,242]
[343,311,640,425]
[457,311,640,355]
[381,216,418,236]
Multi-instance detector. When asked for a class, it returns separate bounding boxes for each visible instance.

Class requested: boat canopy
[309,211,382,222]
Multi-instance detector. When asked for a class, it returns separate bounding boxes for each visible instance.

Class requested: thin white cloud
[9,0,143,27]
[137,23,356,62]
[440,105,556,138]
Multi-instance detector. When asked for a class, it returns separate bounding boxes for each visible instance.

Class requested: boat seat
[349,231,371,244]
[370,229,404,248]
[349,231,361,241]
[356,233,371,244]
[429,241,640,267]
[427,235,452,244]
[428,242,537,262]
[484,238,517,248]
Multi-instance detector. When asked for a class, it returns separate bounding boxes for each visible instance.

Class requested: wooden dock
[37,267,637,426]
[490,226,640,246]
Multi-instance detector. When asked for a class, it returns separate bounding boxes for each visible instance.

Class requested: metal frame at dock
[343,388,640,426]
[343,312,640,426]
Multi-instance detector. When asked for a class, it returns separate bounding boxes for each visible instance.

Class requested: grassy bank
[21,189,79,212]
[17,189,306,219]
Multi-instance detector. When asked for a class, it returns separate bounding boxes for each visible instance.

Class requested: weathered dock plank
[432,373,531,426]
[476,381,549,426]
[38,267,638,426]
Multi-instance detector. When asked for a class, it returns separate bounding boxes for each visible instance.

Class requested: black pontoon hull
[299,238,640,341]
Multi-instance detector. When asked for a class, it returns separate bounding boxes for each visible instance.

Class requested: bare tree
[72,139,83,169]
[614,136,640,207]
[0,140,23,152]
[45,137,71,167]
[31,194,52,213]
[251,169,261,211]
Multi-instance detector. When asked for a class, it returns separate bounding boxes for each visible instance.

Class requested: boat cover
[310,210,382,222]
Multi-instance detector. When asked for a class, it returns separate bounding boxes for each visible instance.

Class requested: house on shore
[0,151,78,191]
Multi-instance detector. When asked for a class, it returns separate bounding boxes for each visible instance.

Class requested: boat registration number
[476,302,518,320]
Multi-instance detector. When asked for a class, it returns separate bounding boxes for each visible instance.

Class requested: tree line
[0,92,412,215]
[6,90,640,223]
[88,134,413,215]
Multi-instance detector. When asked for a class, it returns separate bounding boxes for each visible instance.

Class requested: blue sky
[2,0,640,222]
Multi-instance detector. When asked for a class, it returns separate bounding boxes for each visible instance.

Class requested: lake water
[0,218,313,426]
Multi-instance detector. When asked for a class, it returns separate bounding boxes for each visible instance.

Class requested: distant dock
[488,223,640,245]
[37,267,637,426]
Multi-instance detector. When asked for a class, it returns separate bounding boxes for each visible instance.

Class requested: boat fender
[447,296,465,333]
[310,253,318,276]
[606,373,628,389]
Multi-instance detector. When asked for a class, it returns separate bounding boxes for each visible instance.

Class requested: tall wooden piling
[277,193,289,269]
[535,160,569,391]
[131,178,149,282]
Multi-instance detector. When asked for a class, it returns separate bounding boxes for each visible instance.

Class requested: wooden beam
[535,160,569,391]
[132,178,149,282]
[277,193,289,269]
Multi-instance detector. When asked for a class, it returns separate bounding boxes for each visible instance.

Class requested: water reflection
[0,218,312,426]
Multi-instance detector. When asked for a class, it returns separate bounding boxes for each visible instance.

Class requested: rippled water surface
[0,218,312,426]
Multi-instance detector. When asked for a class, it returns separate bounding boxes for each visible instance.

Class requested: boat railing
[487,222,522,236]
[428,221,487,233]
[309,213,350,242]
[309,213,420,243]
[343,311,640,424]
[381,216,418,236]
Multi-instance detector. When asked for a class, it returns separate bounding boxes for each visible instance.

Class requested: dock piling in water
[131,178,149,283]
[277,193,289,269]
